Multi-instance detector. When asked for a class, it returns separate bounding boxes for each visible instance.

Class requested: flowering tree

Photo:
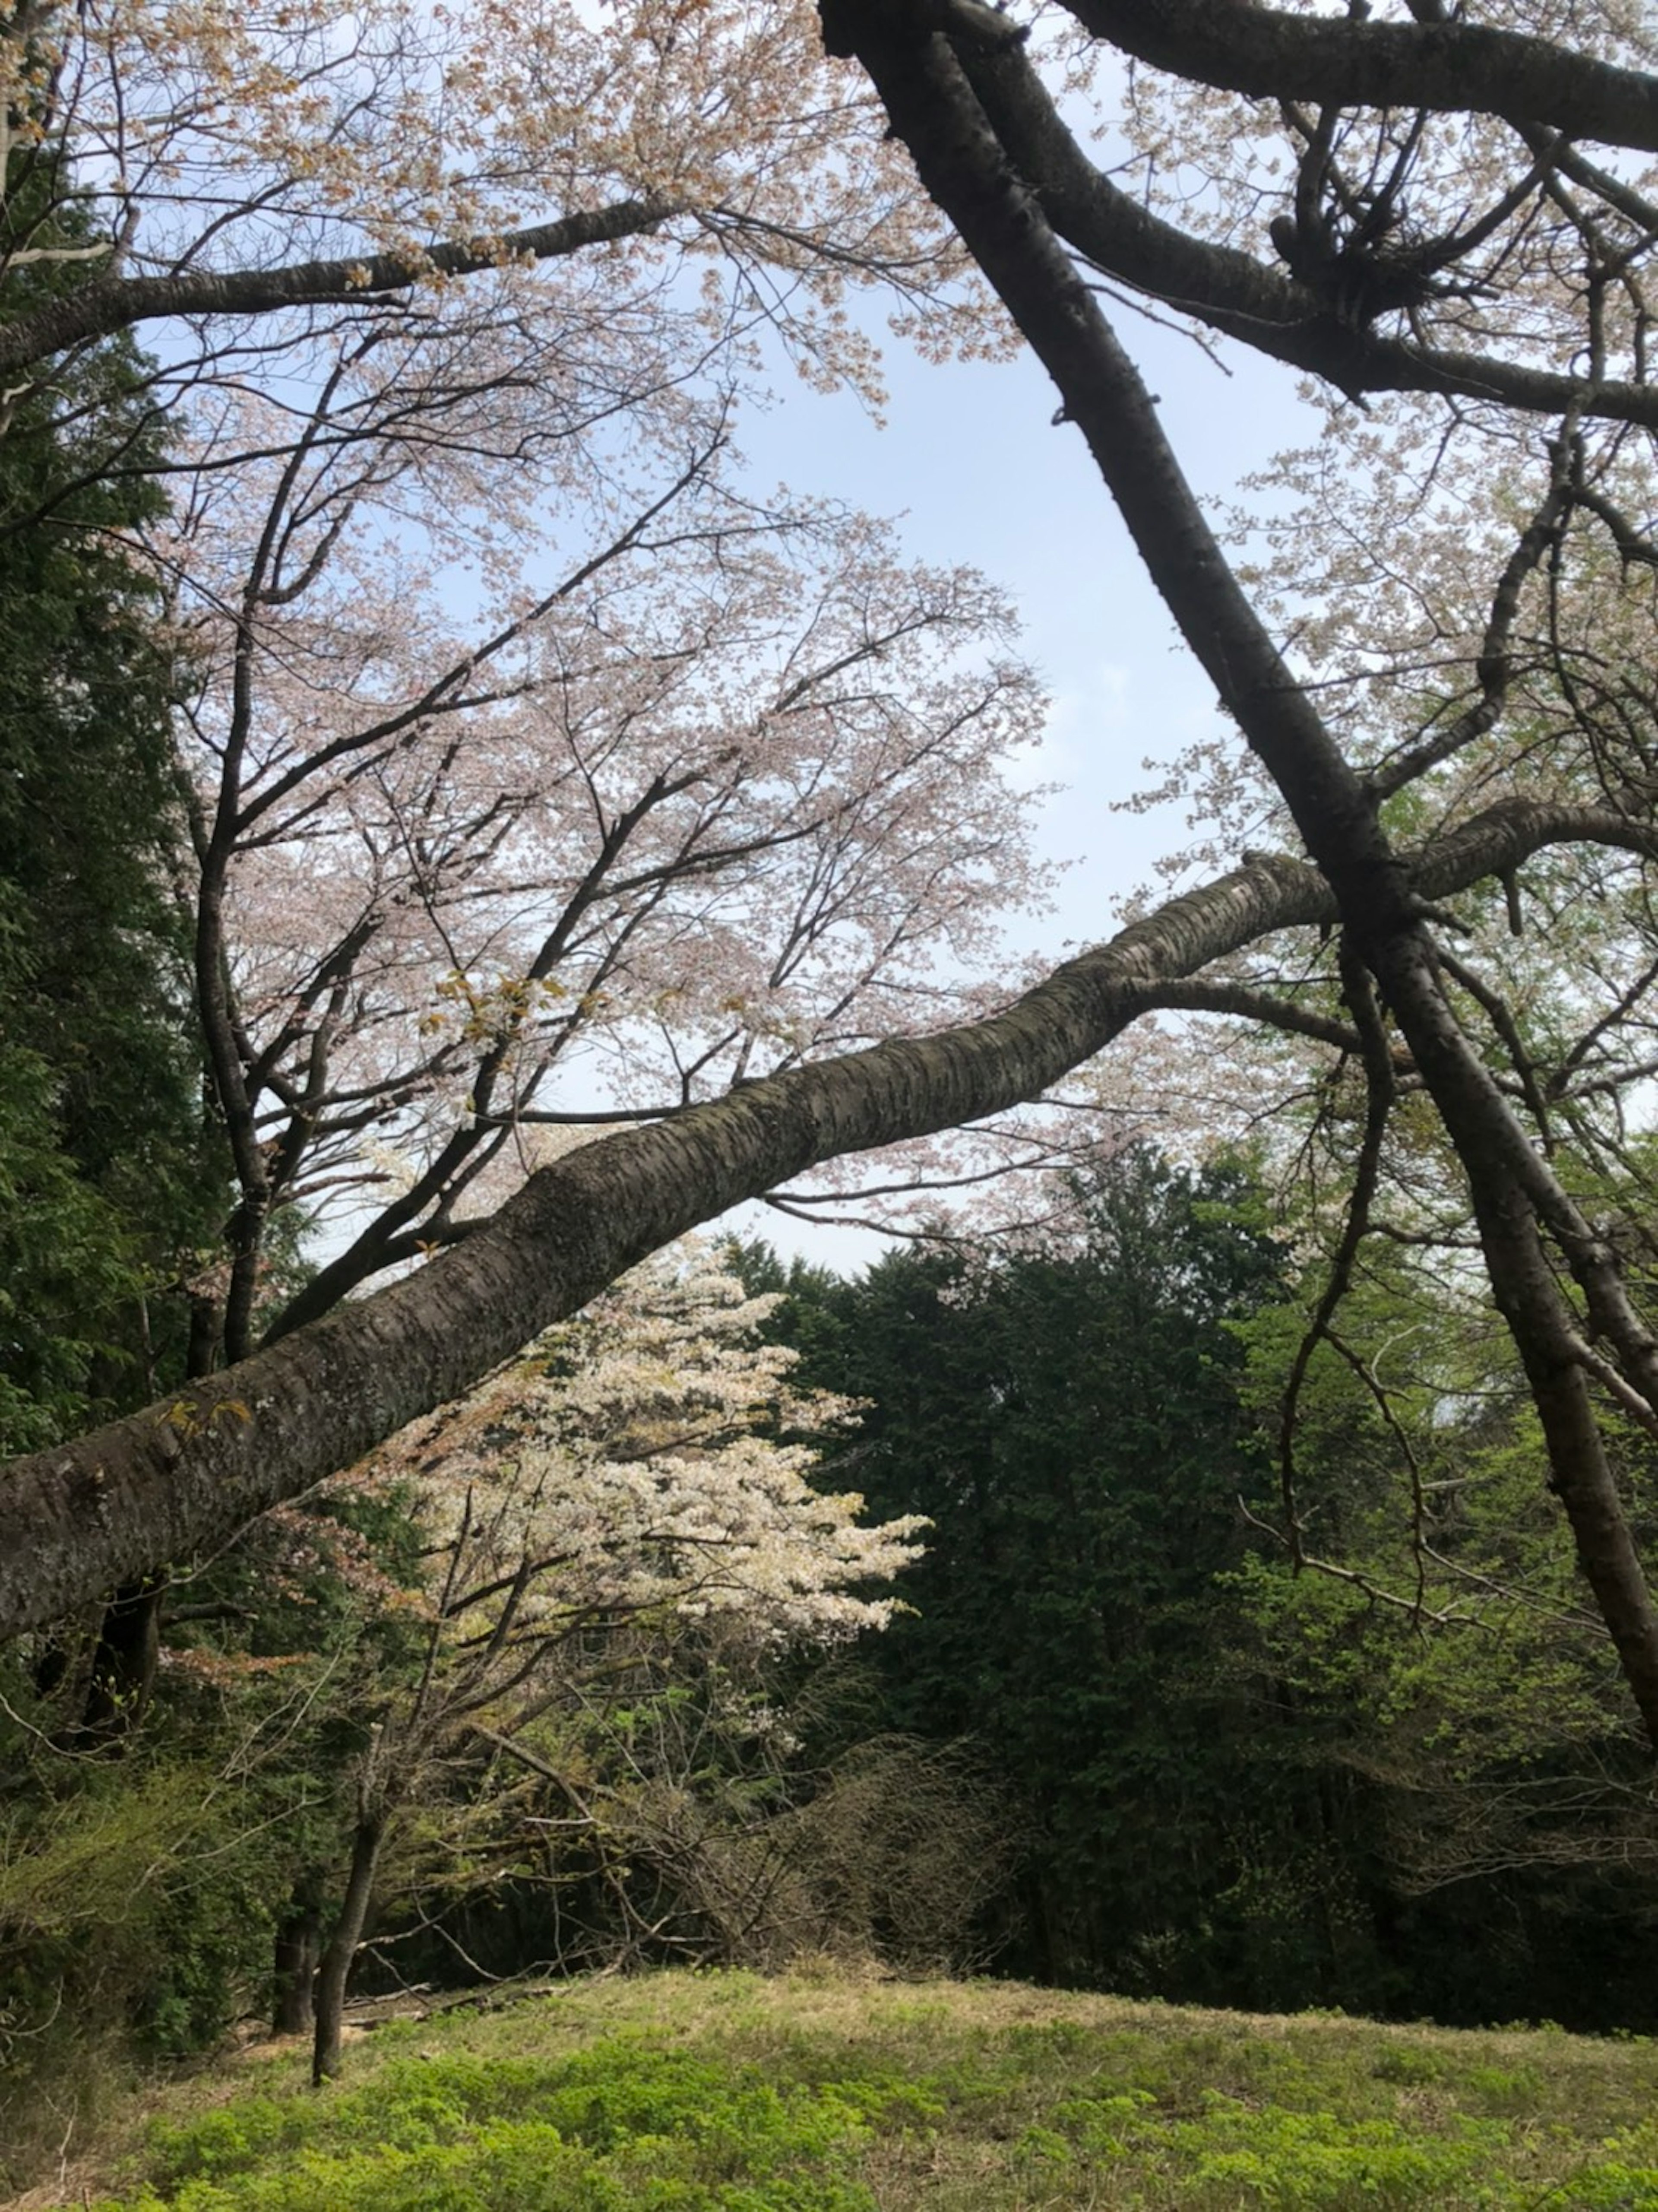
[4,0,1051,1370]
[0,0,979,386]
[300,1237,923,2079]
[180,470,1049,1362]
[817,0,1658,1752]
[13,0,1658,1775]
[2,0,1062,1372]
[0,0,1061,1724]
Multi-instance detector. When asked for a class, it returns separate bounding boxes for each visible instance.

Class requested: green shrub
[1370,2045,1443,2086]
[97,2040,883,2211]
[69,1974,1658,2212]
[1172,2097,1503,2207]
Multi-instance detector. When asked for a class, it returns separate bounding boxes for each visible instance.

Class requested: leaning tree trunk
[312,1805,389,2086]
[0,795,1597,1651]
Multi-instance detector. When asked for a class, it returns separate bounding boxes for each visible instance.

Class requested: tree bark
[312,1810,387,2085]
[1057,0,1658,151]
[0,856,1314,1644]
[272,1906,322,2037]
[0,790,1646,1649]
[940,19,1658,428]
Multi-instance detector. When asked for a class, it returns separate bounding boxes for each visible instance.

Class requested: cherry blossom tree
[298,1236,924,2080]
[0,0,984,393]
[33,0,1054,1371]
[14,0,1658,1773]
[1,0,1061,1720]
[176,443,1050,1362]
[815,0,1658,1750]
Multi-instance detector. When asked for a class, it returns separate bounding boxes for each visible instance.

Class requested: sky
[739,296,1314,925]
[722,294,1319,1271]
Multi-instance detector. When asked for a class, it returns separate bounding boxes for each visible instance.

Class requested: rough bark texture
[312,1810,386,2085]
[826,0,1658,1749]
[1061,0,1658,150]
[2,783,1634,1649]
[0,856,1311,1642]
[7,0,1658,1740]
[947,22,1658,426]
[0,780,1648,1650]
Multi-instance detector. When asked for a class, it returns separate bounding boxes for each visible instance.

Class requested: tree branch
[0,849,1342,1644]
[0,776,1637,1647]
[1057,0,1658,154]
[0,196,681,383]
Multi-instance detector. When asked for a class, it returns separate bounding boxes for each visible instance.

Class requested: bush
[96,2042,889,2211]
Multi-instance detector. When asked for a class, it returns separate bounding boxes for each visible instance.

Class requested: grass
[13,1967,1658,2210]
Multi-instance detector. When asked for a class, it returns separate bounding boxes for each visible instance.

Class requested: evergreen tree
[0,152,221,1455]
[766,1148,1324,2001]
[759,1151,1658,2029]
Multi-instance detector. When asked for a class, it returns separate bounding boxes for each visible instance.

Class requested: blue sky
[727,298,1317,1269]
[739,301,1313,943]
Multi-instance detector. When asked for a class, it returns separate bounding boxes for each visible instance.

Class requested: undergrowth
[24,1971,1658,2211]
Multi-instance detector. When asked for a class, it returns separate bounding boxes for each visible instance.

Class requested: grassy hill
[15,1968,1658,2210]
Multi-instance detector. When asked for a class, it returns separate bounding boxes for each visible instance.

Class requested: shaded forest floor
[13,1967,1658,2209]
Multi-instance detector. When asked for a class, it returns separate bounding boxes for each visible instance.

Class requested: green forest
[11,0,1658,2202]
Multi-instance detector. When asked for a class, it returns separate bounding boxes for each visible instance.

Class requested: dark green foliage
[756,1148,1316,2003]
[0,151,222,1452]
[0,1474,439,2185]
[750,1147,1658,2028]
[0,153,249,2152]
[1221,1268,1658,2034]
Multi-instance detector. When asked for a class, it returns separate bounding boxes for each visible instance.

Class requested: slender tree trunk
[272,1901,323,2036]
[186,1283,221,1382]
[312,1807,388,2085]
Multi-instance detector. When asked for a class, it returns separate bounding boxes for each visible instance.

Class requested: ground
[11,1966,1658,2209]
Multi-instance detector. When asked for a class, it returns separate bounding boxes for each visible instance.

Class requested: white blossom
[374,1236,924,1654]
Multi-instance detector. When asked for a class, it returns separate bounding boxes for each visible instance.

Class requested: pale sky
[742,300,1310,925]
[726,299,1318,1270]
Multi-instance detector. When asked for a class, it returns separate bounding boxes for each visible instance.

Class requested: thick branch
[1058,0,1658,154]
[0,196,680,383]
[945,13,1658,424]
[0,784,1635,1645]
[1137,976,1371,1058]
[0,852,1319,1642]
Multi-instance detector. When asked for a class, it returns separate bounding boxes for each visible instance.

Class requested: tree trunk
[0,798,1595,1648]
[78,1576,162,1737]
[312,1810,387,2085]
[272,1901,323,2036]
